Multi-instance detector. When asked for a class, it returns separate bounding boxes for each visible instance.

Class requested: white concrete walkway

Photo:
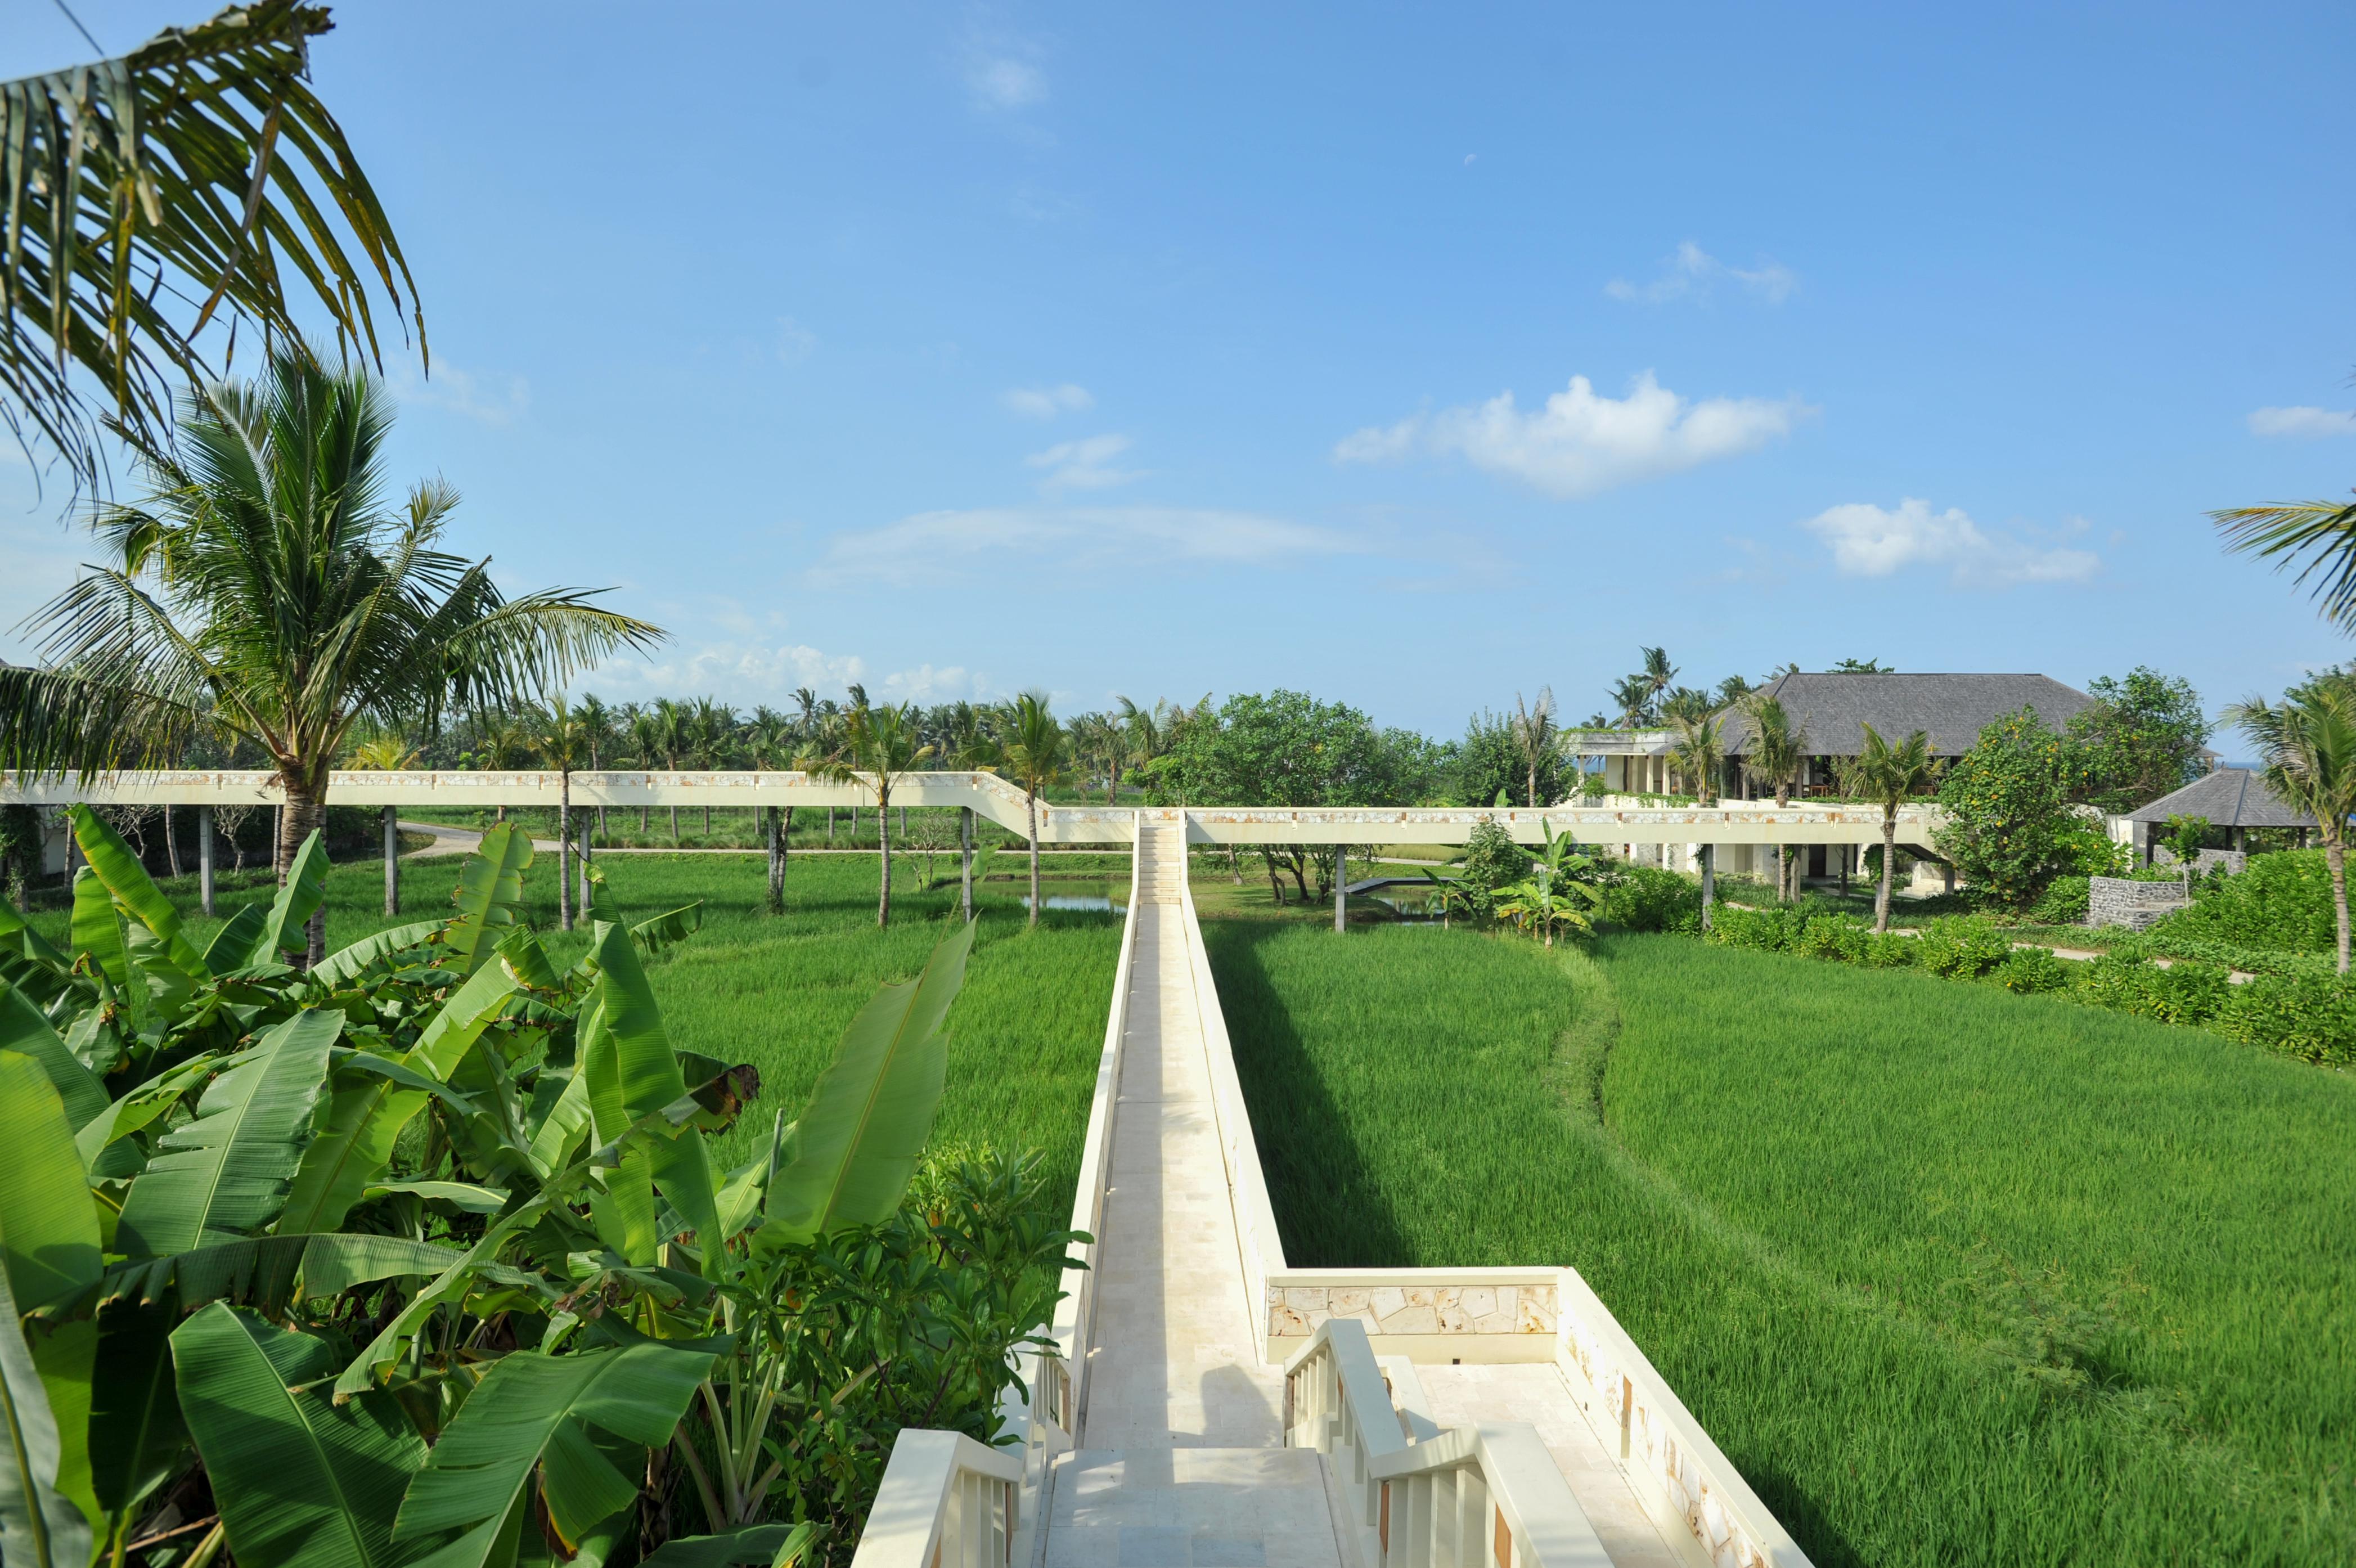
[1048,823,1347,1568]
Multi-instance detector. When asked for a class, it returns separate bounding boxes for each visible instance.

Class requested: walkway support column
[199,806,215,916]
[580,815,594,912]
[1334,842,1346,933]
[383,806,399,915]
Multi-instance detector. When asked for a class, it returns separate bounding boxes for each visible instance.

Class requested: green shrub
[1602,864,1702,933]
[1861,931,1919,968]
[2030,875,2090,924]
[2213,972,2356,1066]
[1706,904,1793,951]
[1990,946,2071,994]
[1916,915,2015,979]
[2152,850,2337,954]
[2142,934,2339,980]
[1459,818,1530,915]
[2070,953,2230,1027]
[1797,914,1871,963]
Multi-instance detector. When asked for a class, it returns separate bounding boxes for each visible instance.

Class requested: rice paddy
[1205,920,2356,1566]
[34,847,1118,1210]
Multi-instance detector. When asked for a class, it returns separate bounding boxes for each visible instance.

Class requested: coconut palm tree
[626,703,664,834]
[1741,693,1809,900]
[1608,673,1653,731]
[1835,724,1939,934]
[810,701,934,927]
[1512,686,1559,806]
[744,712,798,914]
[1669,715,1727,927]
[2227,676,2356,972]
[2212,495,2356,631]
[0,349,660,962]
[947,707,1004,922]
[2,4,422,494]
[689,696,735,834]
[578,691,619,837]
[1000,692,1066,928]
[530,695,590,930]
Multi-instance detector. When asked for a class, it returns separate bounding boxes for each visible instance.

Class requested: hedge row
[1703,906,2356,1068]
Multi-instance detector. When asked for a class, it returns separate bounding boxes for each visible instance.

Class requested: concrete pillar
[199,806,215,916]
[1334,843,1347,933]
[580,815,594,912]
[383,806,399,915]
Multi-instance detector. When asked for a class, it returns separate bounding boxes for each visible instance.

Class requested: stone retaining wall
[2088,875,2188,931]
[1266,1275,1559,1344]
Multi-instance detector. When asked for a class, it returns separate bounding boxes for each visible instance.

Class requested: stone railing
[846,1430,1023,1568]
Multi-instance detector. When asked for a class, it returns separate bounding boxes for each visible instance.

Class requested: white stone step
[1045,1448,1347,1568]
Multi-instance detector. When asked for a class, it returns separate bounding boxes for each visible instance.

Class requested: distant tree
[1832,657,1894,673]
[1840,724,1940,933]
[1511,688,1559,807]
[1455,710,1540,808]
[2162,813,2213,869]
[529,695,589,930]
[1714,674,1756,707]
[1658,686,1716,730]
[2066,667,2210,812]
[1608,674,1654,729]
[1934,708,2090,911]
[1671,715,1727,926]
[2228,675,2356,972]
[811,700,934,927]
[1739,693,1809,900]
[577,693,619,836]
[1000,693,1065,927]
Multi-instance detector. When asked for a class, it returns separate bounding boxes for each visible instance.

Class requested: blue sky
[5,2,2353,738]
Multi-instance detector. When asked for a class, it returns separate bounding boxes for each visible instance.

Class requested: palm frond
[1,2,422,493]
[2210,497,2356,632]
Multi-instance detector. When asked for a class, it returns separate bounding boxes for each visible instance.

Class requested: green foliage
[2030,875,2091,924]
[1598,865,1701,933]
[1210,923,2356,1562]
[2163,814,2214,867]
[2153,850,2337,953]
[1914,915,2015,979]
[2067,668,2211,812]
[1455,709,1559,808]
[2214,972,2356,1065]
[1455,820,1529,914]
[1934,707,2094,907]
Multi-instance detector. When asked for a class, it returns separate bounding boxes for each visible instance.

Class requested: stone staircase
[1134,816,1188,903]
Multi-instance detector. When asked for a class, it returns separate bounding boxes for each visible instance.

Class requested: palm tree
[1512,687,1559,806]
[473,707,530,822]
[1835,724,1939,934]
[2227,676,2356,972]
[0,349,660,963]
[947,708,1004,922]
[3,5,421,494]
[578,692,618,838]
[530,695,590,931]
[1608,674,1653,731]
[2211,495,2356,632]
[1671,716,1726,928]
[345,730,420,917]
[744,713,797,914]
[626,703,664,834]
[1000,693,1066,928]
[650,697,689,839]
[811,701,934,927]
[1640,646,1678,711]
[1741,693,1809,900]
[689,696,734,834]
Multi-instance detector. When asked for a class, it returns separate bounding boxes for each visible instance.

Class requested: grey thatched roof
[1719,672,2096,758]
[2125,767,2315,828]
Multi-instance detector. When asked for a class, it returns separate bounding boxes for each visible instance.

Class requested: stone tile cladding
[1265,1282,1559,1340]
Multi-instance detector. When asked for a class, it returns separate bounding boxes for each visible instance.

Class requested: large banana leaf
[0,1266,91,1568]
[442,824,531,977]
[88,1295,180,1521]
[334,1198,554,1400]
[73,1052,217,1173]
[391,1342,712,1565]
[102,1233,462,1315]
[0,1052,102,1315]
[305,920,445,990]
[640,1523,817,1568]
[760,919,973,1245]
[65,806,210,981]
[251,832,331,964]
[580,925,720,1274]
[0,983,105,1133]
[278,955,521,1236]
[203,906,268,973]
[116,1009,341,1258]
[172,1303,424,1568]
[68,870,129,995]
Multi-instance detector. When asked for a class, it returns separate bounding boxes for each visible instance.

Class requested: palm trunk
[876,788,892,927]
[1026,793,1041,928]
[1874,815,1898,933]
[670,806,679,841]
[164,804,181,879]
[2328,837,2350,975]
[557,772,573,932]
[960,806,974,922]
[278,778,328,968]
[766,807,785,914]
[703,805,711,835]
[1699,844,1715,932]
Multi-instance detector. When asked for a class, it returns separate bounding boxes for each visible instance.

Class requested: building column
[1334,843,1347,933]
[383,806,399,915]
[199,806,215,916]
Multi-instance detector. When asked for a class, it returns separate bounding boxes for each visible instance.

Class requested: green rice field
[1206,920,2356,1567]
[32,848,1118,1210]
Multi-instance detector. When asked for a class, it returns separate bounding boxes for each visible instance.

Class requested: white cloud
[776,317,816,364]
[1335,371,1811,498]
[1606,241,1797,305]
[2248,405,2356,438]
[588,640,866,700]
[1025,432,1141,492]
[812,506,1359,588]
[1799,497,2099,587]
[388,361,529,426]
[1002,383,1094,419]
[968,54,1044,109]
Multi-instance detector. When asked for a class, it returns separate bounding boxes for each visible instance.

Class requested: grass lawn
[30,848,1118,1213]
[1206,920,2355,1566]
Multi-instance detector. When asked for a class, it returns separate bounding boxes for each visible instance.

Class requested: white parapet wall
[1,770,1936,848]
